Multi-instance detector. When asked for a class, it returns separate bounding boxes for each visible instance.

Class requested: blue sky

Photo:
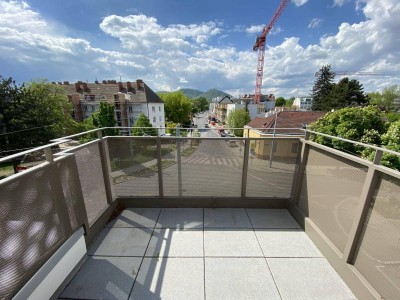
[0,0,399,97]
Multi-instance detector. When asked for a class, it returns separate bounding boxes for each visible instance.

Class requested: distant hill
[178,88,204,98]
[199,88,232,101]
[157,88,232,101]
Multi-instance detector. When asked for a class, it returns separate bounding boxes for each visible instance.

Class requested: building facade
[60,79,165,134]
[244,111,326,159]
[293,96,313,111]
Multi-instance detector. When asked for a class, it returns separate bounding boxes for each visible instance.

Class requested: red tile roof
[246,111,326,134]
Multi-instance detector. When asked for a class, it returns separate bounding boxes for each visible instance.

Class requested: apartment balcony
[1,128,399,300]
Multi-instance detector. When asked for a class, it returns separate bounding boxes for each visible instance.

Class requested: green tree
[132,113,157,136]
[227,108,250,137]
[91,101,119,136]
[311,65,335,111]
[159,91,192,124]
[275,97,286,107]
[193,97,209,112]
[331,77,368,108]
[361,121,400,171]
[0,78,75,154]
[368,85,400,112]
[309,106,386,154]
[285,97,295,107]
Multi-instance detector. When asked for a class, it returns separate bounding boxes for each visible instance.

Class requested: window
[159,116,162,121]
[159,106,161,112]
[83,105,87,111]
[128,106,132,112]
[291,142,299,153]
[152,106,156,113]
[153,116,156,123]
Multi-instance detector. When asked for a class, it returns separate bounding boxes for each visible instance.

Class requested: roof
[59,80,163,104]
[246,111,326,134]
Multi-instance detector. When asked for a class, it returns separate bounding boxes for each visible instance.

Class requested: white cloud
[308,18,323,29]
[244,25,264,34]
[292,0,309,7]
[333,0,352,7]
[99,14,221,51]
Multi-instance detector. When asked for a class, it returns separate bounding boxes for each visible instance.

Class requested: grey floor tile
[204,208,252,228]
[107,208,161,228]
[60,256,142,300]
[129,257,204,300]
[246,209,300,228]
[156,208,203,229]
[205,257,281,300]
[88,228,152,256]
[145,228,203,257]
[204,229,263,257]
[267,258,355,300]
[255,229,323,257]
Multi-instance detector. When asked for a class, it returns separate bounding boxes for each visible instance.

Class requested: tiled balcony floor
[59,208,355,300]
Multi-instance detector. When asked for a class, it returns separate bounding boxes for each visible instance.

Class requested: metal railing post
[291,132,311,205]
[343,149,382,263]
[241,138,250,198]
[176,126,182,197]
[97,129,114,204]
[156,136,164,198]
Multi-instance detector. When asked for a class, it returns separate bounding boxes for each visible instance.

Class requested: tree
[331,77,368,108]
[285,97,295,107]
[132,113,157,136]
[368,85,400,112]
[226,108,250,137]
[191,96,209,115]
[0,78,75,154]
[91,101,119,136]
[275,97,286,107]
[159,91,192,124]
[309,106,386,154]
[311,65,335,111]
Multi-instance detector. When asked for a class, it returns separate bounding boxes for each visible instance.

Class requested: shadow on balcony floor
[59,208,355,300]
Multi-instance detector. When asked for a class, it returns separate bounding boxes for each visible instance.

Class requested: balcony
[1,128,399,299]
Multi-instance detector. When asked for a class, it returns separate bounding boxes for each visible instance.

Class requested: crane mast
[253,0,289,104]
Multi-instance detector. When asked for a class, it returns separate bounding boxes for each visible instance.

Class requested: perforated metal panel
[246,139,298,198]
[57,156,87,230]
[298,146,367,253]
[0,164,73,299]
[73,143,108,224]
[354,173,400,299]
[108,138,159,197]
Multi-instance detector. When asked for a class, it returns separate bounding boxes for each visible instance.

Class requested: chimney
[118,81,123,92]
[74,82,81,92]
[82,82,88,92]
[136,79,143,89]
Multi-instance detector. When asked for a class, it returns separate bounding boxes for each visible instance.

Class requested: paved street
[112,129,297,198]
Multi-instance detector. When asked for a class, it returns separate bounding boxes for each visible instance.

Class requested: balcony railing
[0,127,399,299]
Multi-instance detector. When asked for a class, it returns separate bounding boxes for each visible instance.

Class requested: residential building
[210,94,276,123]
[293,96,313,111]
[60,79,165,134]
[244,111,326,159]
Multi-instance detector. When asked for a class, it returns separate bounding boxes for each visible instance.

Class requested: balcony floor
[59,208,355,300]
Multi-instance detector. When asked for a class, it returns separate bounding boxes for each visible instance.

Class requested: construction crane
[253,0,289,104]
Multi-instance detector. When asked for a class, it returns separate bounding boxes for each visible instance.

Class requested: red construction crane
[253,0,289,104]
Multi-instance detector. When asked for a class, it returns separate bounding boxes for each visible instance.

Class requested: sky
[0,0,399,98]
